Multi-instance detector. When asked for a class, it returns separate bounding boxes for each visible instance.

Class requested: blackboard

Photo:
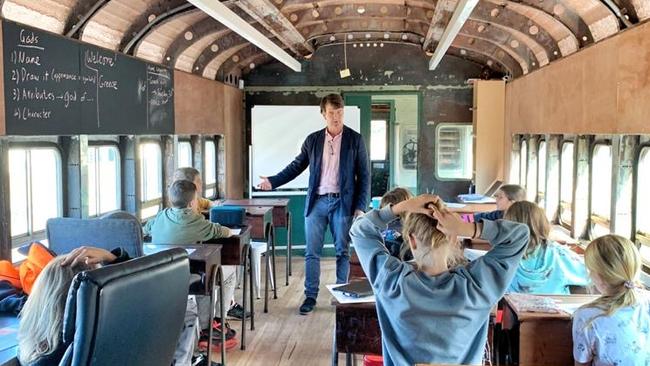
[3,20,174,135]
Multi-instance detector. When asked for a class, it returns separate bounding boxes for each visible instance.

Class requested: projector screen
[251,105,361,192]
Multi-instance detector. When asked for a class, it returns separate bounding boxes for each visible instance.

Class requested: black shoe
[299,297,317,315]
[227,303,251,320]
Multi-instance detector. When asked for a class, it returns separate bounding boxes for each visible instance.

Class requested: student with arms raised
[350,194,529,366]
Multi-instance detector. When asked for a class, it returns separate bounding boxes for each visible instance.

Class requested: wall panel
[174,70,225,134]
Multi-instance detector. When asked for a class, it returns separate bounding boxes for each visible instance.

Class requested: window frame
[138,139,163,220]
[177,139,193,169]
[589,141,613,238]
[537,139,547,205]
[634,143,650,271]
[87,142,122,218]
[203,137,218,199]
[434,122,473,181]
[559,139,576,230]
[8,143,63,246]
[520,138,528,187]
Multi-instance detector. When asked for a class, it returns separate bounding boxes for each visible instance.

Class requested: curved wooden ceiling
[2,0,646,82]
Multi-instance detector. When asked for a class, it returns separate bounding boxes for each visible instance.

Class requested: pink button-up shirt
[317,129,342,194]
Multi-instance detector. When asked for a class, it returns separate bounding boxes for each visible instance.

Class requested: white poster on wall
[251,105,361,194]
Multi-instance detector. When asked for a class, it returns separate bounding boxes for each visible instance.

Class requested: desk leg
[264,235,270,313]
[208,266,226,366]
[218,267,226,366]
[249,246,255,330]
[287,212,292,280]
[332,327,339,366]
[270,225,278,299]
[345,352,355,366]
[241,244,249,351]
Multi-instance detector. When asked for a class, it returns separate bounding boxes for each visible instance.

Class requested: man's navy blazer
[268,125,370,217]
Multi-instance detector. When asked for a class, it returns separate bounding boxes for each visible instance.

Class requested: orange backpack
[0,242,55,295]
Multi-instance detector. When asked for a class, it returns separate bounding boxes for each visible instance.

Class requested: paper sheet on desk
[229,228,242,235]
[326,284,375,304]
[444,202,467,209]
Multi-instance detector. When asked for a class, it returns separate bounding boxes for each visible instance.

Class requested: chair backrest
[209,206,245,227]
[46,212,143,257]
[59,248,190,366]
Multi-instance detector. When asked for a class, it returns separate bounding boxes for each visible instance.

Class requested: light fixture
[429,0,479,70]
[357,6,366,14]
[186,0,301,71]
[383,33,390,39]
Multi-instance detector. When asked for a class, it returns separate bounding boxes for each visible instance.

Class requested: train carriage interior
[0,0,650,365]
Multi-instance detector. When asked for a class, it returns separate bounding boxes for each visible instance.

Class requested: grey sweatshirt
[143,207,229,244]
[350,206,529,366]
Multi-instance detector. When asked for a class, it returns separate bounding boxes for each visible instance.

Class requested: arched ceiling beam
[1,0,73,34]
[453,34,523,77]
[163,16,230,67]
[232,40,518,81]
[234,0,313,55]
[509,0,594,44]
[65,0,109,38]
[217,44,264,79]
[461,20,541,70]
[465,19,549,66]
[122,2,195,54]
[616,0,650,22]
[80,0,189,51]
[474,1,575,57]
[459,31,531,74]
[557,0,619,41]
[202,43,250,80]
[287,3,431,40]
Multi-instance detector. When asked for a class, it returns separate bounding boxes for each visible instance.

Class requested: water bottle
[468,180,476,195]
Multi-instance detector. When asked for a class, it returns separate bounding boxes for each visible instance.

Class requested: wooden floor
[214,256,361,366]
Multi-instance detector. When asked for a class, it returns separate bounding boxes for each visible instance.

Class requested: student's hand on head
[257,176,272,191]
[391,194,440,217]
[432,207,474,239]
[60,246,117,267]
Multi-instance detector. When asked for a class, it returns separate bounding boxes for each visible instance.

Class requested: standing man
[258,94,370,314]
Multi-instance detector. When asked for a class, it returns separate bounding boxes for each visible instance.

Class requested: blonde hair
[380,187,413,208]
[504,201,550,257]
[581,235,641,319]
[18,256,90,364]
[401,201,464,268]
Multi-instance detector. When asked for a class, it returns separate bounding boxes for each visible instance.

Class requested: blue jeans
[304,195,352,299]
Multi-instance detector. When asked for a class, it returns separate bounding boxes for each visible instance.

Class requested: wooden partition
[473,80,505,193]
[223,85,244,199]
[504,20,650,175]
[174,70,225,134]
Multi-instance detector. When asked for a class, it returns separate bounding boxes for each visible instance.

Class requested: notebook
[332,279,374,298]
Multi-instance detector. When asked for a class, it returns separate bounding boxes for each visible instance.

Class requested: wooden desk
[501,294,599,366]
[223,199,293,286]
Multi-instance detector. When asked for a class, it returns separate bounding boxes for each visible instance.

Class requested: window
[139,142,162,219]
[87,145,121,217]
[436,124,473,179]
[9,147,62,243]
[177,141,193,168]
[510,148,520,184]
[636,147,650,267]
[591,144,612,238]
[560,142,574,227]
[370,120,387,161]
[537,141,547,206]
[520,140,528,187]
[204,139,217,198]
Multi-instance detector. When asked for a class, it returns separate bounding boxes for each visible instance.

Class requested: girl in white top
[572,234,650,366]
